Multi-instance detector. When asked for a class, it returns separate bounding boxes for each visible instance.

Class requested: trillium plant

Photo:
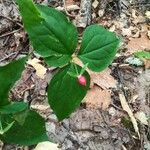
[0,0,120,146]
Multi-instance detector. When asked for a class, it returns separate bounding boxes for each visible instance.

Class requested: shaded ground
[0,0,150,149]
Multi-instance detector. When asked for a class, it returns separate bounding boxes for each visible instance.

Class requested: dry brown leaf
[119,93,140,138]
[131,9,145,24]
[84,85,111,110]
[127,32,150,53]
[144,59,150,69]
[148,31,150,39]
[34,141,60,150]
[89,69,117,89]
[27,58,47,79]
[122,28,132,37]
[65,0,75,6]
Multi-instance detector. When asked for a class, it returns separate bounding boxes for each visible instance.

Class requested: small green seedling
[134,50,150,60]
[0,0,120,146]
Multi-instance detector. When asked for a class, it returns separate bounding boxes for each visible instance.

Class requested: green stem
[74,63,79,76]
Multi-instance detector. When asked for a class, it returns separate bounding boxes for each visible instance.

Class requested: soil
[0,0,150,150]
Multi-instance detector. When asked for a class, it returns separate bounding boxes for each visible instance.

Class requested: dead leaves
[127,32,150,53]
[84,85,111,110]
[135,111,148,126]
[27,58,47,79]
[35,141,60,150]
[89,69,117,89]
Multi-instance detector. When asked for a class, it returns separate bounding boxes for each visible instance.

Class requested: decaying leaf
[84,85,111,110]
[122,28,132,37]
[34,141,60,150]
[89,69,117,89]
[135,111,148,125]
[119,93,140,138]
[131,9,146,25]
[144,59,150,69]
[127,33,150,53]
[92,0,99,8]
[145,11,150,19]
[27,58,47,79]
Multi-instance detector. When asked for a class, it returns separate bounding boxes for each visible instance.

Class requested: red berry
[78,75,86,86]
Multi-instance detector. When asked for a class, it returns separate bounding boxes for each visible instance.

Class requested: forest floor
[0,0,150,149]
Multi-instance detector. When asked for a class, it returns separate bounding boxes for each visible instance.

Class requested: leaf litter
[1,0,150,149]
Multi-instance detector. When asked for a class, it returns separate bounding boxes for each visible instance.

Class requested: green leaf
[78,25,120,72]
[0,57,26,106]
[0,102,28,115]
[13,109,28,125]
[0,114,14,134]
[44,54,71,67]
[134,50,150,60]
[0,121,15,135]
[0,110,48,146]
[48,64,90,121]
[17,0,77,67]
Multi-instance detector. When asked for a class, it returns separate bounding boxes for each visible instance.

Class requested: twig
[0,15,23,28]
[0,28,22,38]
[0,52,17,63]
[0,15,23,27]
[110,102,125,112]
[119,93,140,138]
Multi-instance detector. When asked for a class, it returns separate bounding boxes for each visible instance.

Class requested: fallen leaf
[27,58,47,79]
[145,11,150,19]
[92,0,99,8]
[127,33,150,53]
[131,9,145,24]
[122,28,132,37]
[135,111,148,125]
[84,85,111,110]
[34,141,60,150]
[65,0,75,6]
[109,25,116,32]
[89,69,117,89]
[119,93,140,138]
[57,5,80,11]
[144,59,150,69]
[148,31,150,39]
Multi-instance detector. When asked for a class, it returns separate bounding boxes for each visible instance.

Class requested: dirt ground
[0,0,150,149]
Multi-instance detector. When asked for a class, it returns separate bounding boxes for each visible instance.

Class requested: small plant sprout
[16,0,120,121]
[0,0,120,146]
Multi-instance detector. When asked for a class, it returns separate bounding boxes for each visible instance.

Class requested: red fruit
[78,75,86,86]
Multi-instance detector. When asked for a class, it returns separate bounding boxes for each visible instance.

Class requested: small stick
[0,52,17,63]
[0,15,23,28]
[0,28,22,38]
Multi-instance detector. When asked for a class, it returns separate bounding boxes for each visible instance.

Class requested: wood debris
[119,93,140,138]
[75,0,91,27]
